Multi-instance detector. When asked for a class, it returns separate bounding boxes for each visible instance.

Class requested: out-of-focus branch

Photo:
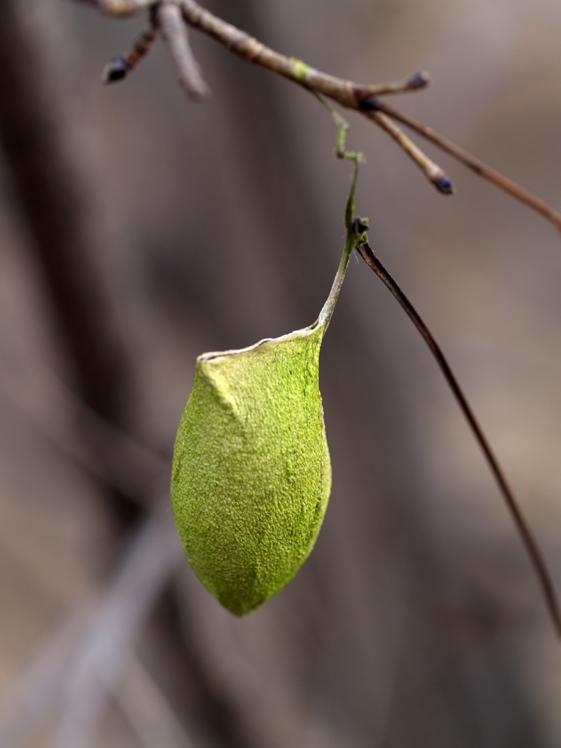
[0,0,152,524]
[52,506,183,748]
[0,608,92,748]
[102,25,157,83]
[113,656,195,748]
[0,0,131,425]
[0,506,183,748]
[2,365,169,504]
[156,3,210,101]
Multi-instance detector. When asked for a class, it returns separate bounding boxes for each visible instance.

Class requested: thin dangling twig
[353,230,561,638]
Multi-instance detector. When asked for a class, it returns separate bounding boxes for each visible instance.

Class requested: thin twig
[81,0,153,15]
[354,234,561,639]
[176,0,561,218]
[156,2,209,101]
[359,97,561,235]
[102,25,157,83]
[178,0,417,109]
[370,110,454,193]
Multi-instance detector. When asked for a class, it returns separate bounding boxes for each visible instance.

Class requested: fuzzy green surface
[171,324,331,616]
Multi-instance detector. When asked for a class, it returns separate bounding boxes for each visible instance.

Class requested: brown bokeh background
[1,1,561,746]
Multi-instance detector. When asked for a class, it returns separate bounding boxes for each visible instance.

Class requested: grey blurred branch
[53,507,182,748]
[0,507,182,748]
[0,1,131,425]
[156,2,210,101]
[3,365,169,504]
[114,655,195,748]
[0,0,149,526]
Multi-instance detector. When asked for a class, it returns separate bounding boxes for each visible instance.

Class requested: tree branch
[359,96,561,234]
[156,2,210,101]
[78,0,561,231]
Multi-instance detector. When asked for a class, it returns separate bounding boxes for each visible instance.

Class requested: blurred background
[1,0,561,746]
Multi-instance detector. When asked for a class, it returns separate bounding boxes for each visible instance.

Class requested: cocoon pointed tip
[171,322,331,616]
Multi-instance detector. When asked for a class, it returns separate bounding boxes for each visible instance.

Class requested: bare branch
[361,97,561,234]
[156,2,210,101]
[177,0,561,225]
[370,110,454,194]
[76,0,561,224]
[102,25,157,83]
[80,0,153,16]
[178,0,417,108]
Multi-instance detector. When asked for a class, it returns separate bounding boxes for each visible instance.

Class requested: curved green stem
[317,159,368,332]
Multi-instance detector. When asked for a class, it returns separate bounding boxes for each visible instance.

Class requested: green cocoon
[171,164,366,615]
[171,323,330,616]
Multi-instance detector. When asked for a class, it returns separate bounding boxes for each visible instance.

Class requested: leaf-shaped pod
[171,165,366,615]
[171,322,330,616]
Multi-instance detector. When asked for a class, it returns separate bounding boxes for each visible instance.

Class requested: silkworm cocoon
[171,321,330,616]
[172,165,365,616]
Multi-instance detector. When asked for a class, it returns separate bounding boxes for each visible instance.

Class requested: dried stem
[156,2,209,101]
[102,25,156,83]
[360,98,561,234]
[82,0,153,15]
[354,236,561,639]
[369,110,454,194]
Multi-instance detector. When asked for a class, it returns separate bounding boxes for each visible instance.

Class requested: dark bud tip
[357,95,381,112]
[102,56,132,84]
[409,71,431,90]
[352,217,370,235]
[434,175,455,195]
